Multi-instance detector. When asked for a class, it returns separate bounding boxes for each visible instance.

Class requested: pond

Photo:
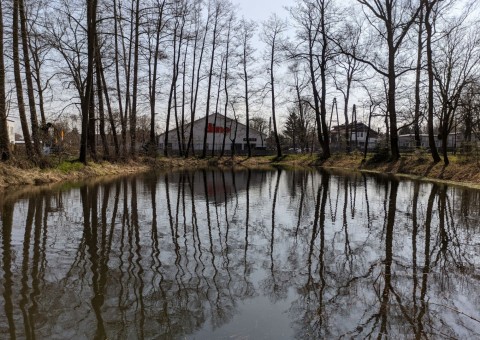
[0,168,479,339]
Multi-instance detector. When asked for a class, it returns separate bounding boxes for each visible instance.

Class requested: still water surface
[0,169,479,339]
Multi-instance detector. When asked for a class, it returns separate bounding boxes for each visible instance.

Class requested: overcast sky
[237,0,292,23]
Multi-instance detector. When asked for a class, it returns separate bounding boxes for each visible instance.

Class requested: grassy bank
[1,152,480,190]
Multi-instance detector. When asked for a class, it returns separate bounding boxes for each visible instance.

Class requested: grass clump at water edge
[56,160,85,173]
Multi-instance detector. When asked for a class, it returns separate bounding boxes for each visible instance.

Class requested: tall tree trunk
[180,38,189,155]
[99,59,120,157]
[363,105,373,159]
[164,20,179,157]
[387,41,400,160]
[149,1,166,150]
[13,0,34,159]
[414,4,424,148]
[343,83,351,152]
[221,15,234,157]
[113,0,127,158]
[319,1,330,159]
[243,55,251,158]
[211,55,224,158]
[0,2,10,160]
[308,33,326,158]
[29,38,47,127]
[424,0,441,162]
[130,0,141,158]
[87,77,97,160]
[173,18,186,157]
[270,36,281,158]
[19,0,41,157]
[186,6,209,157]
[96,43,109,159]
[121,0,135,157]
[202,7,219,158]
[79,0,98,164]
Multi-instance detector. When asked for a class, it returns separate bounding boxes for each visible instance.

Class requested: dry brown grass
[2,153,480,191]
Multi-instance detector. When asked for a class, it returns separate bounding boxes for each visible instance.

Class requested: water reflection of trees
[0,169,479,338]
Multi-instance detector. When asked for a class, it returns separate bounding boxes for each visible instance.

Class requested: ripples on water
[0,168,479,339]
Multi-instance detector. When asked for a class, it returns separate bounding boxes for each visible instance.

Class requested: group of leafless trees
[0,0,479,164]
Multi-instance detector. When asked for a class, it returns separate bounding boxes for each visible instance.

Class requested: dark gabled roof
[331,121,379,136]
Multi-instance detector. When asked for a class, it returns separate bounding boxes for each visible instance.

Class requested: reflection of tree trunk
[378,179,398,337]
[244,169,251,274]
[436,186,449,263]
[20,198,35,338]
[271,169,281,271]
[362,174,371,227]
[317,172,329,328]
[416,184,437,338]
[148,175,161,273]
[132,179,146,338]
[343,177,353,268]
[305,171,329,334]
[29,197,44,325]
[307,185,321,287]
[165,174,180,257]
[81,185,106,339]
[1,200,16,338]
[295,173,306,238]
[411,182,420,331]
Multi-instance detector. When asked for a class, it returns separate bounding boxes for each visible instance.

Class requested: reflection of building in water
[169,169,272,204]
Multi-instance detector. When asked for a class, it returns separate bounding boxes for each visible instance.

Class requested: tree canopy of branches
[0,0,478,165]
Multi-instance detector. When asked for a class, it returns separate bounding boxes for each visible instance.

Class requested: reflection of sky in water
[0,169,480,339]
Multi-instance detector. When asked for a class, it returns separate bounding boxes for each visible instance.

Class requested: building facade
[398,133,464,149]
[330,121,379,149]
[7,119,15,144]
[158,113,267,153]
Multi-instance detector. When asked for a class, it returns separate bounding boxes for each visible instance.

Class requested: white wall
[159,115,266,151]
[7,120,15,144]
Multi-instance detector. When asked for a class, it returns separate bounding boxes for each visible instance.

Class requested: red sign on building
[207,123,231,134]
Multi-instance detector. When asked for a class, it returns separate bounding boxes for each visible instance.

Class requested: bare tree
[355,0,422,160]
[165,1,188,156]
[424,0,441,162]
[202,0,226,158]
[433,13,480,165]
[79,0,98,163]
[220,11,236,156]
[289,0,334,160]
[13,0,34,158]
[262,14,287,158]
[19,0,42,157]
[186,1,209,157]
[239,18,257,158]
[130,0,141,158]
[413,3,424,148]
[0,1,10,160]
[145,0,167,154]
[333,19,367,153]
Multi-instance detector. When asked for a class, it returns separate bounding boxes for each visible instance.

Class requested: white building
[158,113,267,153]
[330,121,379,149]
[6,119,15,144]
[398,133,464,149]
